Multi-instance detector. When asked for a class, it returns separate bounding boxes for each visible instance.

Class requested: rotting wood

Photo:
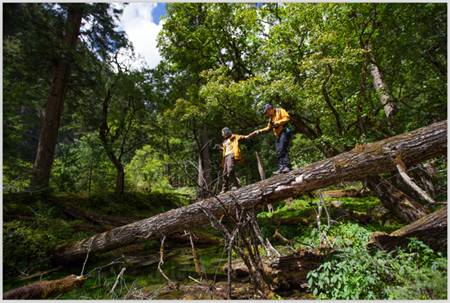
[55,120,447,263]
[370,205,447,254]
[366,176,429,223]
[3,274,86,299]
[394,156,436,205]
[225,249,326,290]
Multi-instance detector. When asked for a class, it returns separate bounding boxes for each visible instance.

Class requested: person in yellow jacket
[218,127,251,193]
[249,103,293,174]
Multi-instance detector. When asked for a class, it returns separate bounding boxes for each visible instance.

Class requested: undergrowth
[2,191,191,282]
[306,223,447,300]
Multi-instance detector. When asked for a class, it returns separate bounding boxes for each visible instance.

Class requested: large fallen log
[55,120,447,263]
[226,249,326,290]
[370,205,447,254]
[366,175,428,223]
[3,274,86,299]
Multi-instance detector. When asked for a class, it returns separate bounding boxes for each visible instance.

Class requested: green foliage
[50,133,116,193]
[4,3,447,194]
[3,159,33,192]
[126,145,173,192]
[3,220,51,277]
[307,230,447,300]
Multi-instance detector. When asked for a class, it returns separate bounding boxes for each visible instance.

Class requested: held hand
[250,130,260,137]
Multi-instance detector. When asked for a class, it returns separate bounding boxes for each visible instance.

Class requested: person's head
[263,104,275,118]
[221,127,232,139]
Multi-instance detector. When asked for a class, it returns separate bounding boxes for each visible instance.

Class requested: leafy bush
[307,246,389,299]
[385,239,447,299]
[3,220,58,277]
[307,231,447,300]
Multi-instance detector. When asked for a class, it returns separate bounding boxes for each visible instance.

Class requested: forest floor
[2,185,447,299]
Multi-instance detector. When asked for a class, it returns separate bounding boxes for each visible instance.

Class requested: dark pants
[222,154,240,192]
[276,129,292,170]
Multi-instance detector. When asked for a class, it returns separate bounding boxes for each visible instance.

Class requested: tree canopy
[4,2,446,195]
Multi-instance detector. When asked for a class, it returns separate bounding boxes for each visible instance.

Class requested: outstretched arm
[254,121,274,135]
[243,130,261,140]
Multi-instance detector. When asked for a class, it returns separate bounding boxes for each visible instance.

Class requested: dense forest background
[3,2,447,300]
[4,2,446,194]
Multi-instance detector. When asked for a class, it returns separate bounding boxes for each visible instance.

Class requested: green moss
[337,196,381,212]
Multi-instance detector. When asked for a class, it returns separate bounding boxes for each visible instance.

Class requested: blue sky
[116,3,167,69]
[152,3,166,25]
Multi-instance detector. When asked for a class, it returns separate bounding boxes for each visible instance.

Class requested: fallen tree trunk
[3,274,86,299]
[366,176,428,223]
[55,120,447,263]
[370,205,447,254]
[226,249,326,290]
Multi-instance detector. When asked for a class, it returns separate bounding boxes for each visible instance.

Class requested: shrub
[3,220,58,277]
[307,232,447,300]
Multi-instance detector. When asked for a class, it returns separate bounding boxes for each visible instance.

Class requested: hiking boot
[281,166,291,173]
[273,168,283,175]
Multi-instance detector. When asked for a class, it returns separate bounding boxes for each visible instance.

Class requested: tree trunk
[3,275,86,299]
[226,249,326,290]
[255,151,266,180]
[30,5,83,190]
[115,164,125,195]
[54,120,447,263]
[197,127,212,198]
[366,43,397,119]
[98,88,126,194]
[366,176,428,223]
[390,163,437,204]
[370,205,447,254]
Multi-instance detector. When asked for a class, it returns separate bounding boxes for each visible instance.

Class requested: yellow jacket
[258,107,290,138]
[221,134,245,166]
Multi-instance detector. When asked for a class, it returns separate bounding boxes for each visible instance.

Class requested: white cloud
[117,3,164,70]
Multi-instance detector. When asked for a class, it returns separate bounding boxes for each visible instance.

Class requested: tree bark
[255,151,266,181]
[391,163,437,204]
[30,5,83,190]
[115,165,125,194]
[370,205,447,254]
[3,274,86,299]
[98,88,126,194]
[54,120,447,263]
[196,127,212,198]
[366,176,428,223]
[227,249,326,290]
[366,43,397,119]
[394,157,435,204]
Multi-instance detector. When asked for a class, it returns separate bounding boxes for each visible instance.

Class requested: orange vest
[221,134,243,166]
[267,108,290,137]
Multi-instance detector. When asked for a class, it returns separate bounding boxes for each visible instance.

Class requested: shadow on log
[3,274,86,299]
[55,120,447,264]
[370,205,447,254]
[225,249,328,290]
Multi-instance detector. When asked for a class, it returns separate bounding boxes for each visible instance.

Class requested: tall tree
[28,3,128,190]
[30,4,84,190]
[98,68,148,194]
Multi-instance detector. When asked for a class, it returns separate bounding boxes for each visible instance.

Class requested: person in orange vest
[218,127,252,193]
[249,103,293,174]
